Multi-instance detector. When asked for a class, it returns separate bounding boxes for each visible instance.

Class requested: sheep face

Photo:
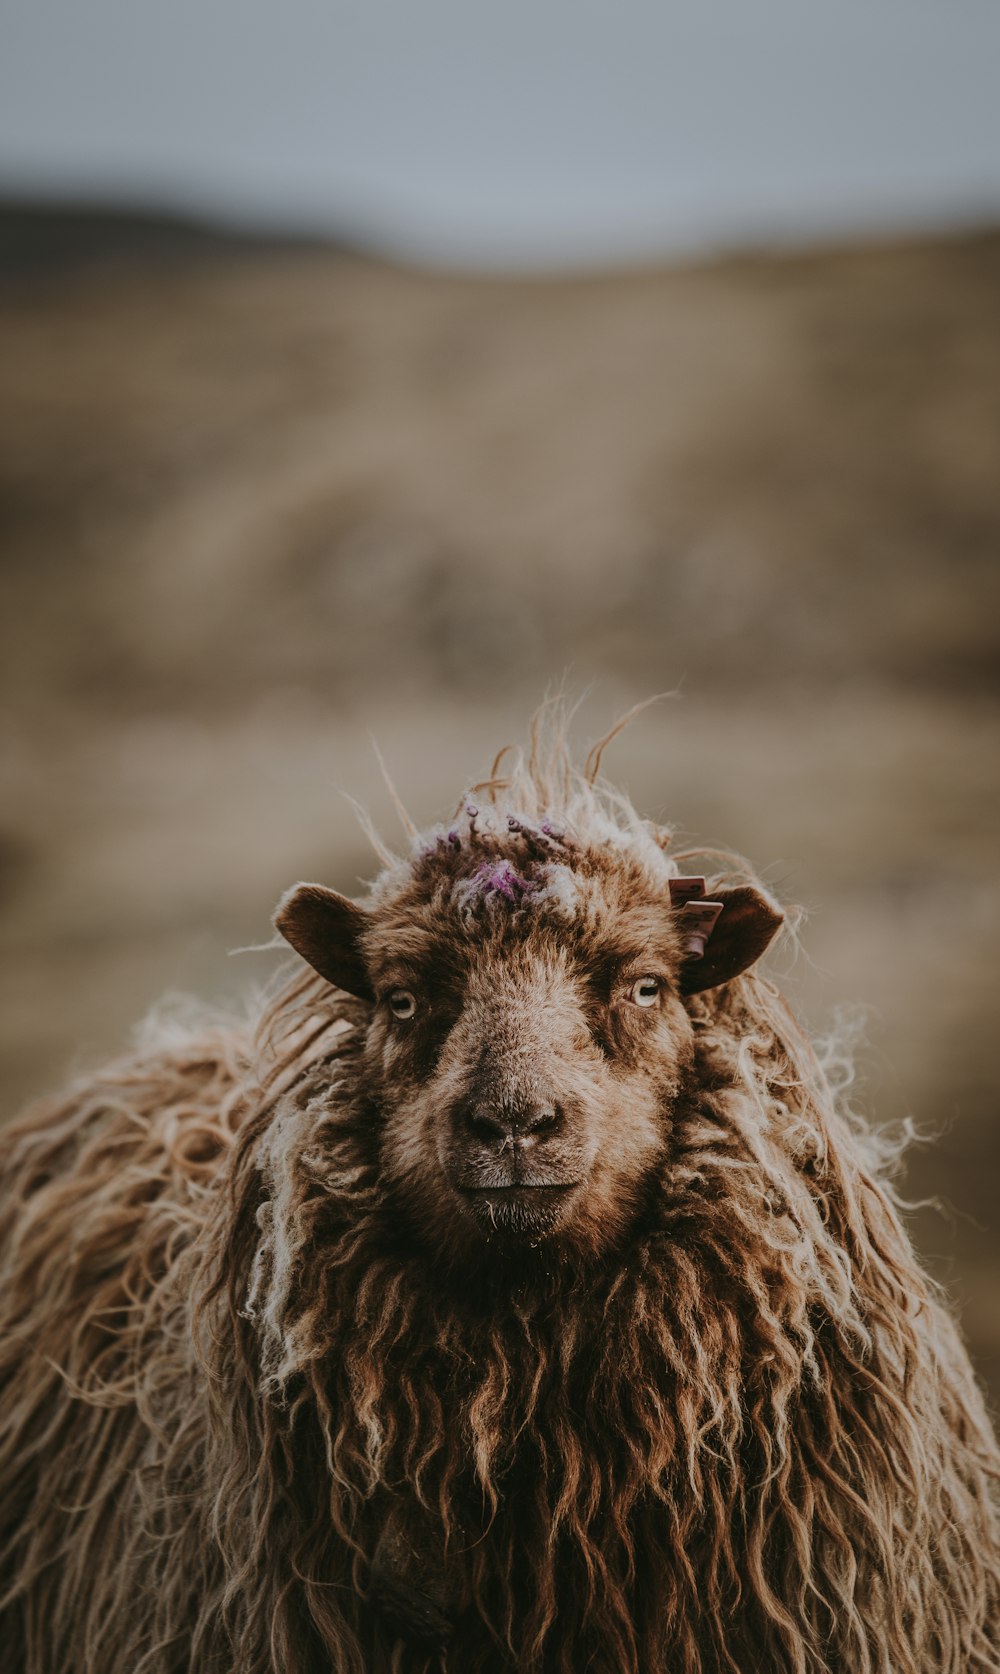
[276,813,782,1263]
[363,872,696,1260]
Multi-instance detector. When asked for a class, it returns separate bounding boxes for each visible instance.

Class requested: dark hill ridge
[0,197,339,281]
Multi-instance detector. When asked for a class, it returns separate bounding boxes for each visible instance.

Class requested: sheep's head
[275,803,781,1264]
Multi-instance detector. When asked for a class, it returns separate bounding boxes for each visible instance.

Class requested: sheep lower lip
[458,1181,581,1238]
[460,1183,579,1194]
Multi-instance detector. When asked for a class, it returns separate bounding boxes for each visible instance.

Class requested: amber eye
[388,990,417,1020]
[630,977,660,1008]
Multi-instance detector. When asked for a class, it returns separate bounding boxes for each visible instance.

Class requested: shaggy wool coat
[1,731,998,1673]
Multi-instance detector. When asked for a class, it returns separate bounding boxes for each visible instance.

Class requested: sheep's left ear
[677,884,784,995]
[273,882,374,1000]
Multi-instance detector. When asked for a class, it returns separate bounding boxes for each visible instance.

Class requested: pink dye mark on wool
[470,860,533,903]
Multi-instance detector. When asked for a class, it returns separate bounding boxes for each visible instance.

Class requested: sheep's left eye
[388,990,417,1020]
[630,977,660,1008]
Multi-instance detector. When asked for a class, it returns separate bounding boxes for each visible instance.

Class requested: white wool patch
[451,872,488,921]
[243,1082,362,1393]
[372,786,677,919]
[531,862,581,916]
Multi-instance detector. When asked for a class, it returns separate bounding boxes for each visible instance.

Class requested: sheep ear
[679,885,783,995]
[274,882,374,1000]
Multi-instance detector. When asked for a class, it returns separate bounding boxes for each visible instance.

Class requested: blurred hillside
[0,210,998,1394]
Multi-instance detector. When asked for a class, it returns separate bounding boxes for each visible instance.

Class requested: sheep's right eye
[388,989,417,1021]
[629,976,661,1008]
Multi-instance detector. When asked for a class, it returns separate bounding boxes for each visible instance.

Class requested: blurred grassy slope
[0,212,997,1394]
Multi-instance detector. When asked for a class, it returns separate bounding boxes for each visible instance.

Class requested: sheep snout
[460,1100,564,1148]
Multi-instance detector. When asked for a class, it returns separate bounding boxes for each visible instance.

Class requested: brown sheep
[0,716,997,1674]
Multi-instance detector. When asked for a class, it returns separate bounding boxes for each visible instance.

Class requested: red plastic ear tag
[676,899,724,958]
[668,875,707,905]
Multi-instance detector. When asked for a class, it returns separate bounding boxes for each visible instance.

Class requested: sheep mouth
[459,1182,579,1196]
[456,1182,581,1237]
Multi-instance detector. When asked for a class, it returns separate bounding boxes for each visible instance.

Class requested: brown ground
[1,215,997,1395]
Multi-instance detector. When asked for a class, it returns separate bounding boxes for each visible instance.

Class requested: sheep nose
[463,1103,562,1148]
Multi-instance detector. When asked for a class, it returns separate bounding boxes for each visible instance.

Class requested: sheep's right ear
[675,883,783,994]
[273,883,374,1000]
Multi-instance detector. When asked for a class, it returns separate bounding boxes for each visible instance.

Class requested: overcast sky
[2,0,999,267]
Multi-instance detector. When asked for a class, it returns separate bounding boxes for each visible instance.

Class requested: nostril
[464,1106,509,1143]
[523,1104,561,1136]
